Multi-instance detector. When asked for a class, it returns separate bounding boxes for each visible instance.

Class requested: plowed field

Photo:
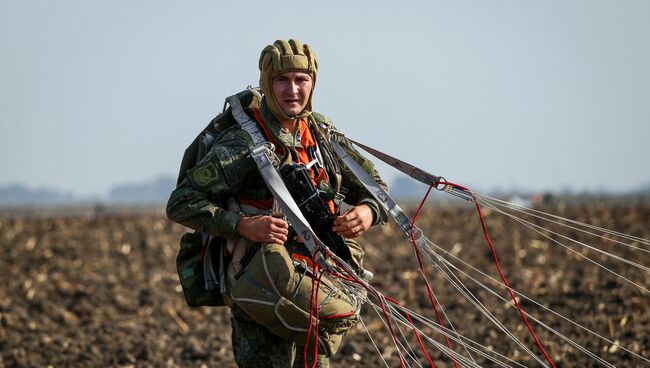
[1,202,648,367]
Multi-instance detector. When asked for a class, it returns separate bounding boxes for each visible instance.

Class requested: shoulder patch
[191,161,220,188]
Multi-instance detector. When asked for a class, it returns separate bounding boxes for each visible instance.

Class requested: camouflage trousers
[231,305,329,368]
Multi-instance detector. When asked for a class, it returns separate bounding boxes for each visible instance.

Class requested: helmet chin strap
[258,39,318,121]
[267,88,313,123]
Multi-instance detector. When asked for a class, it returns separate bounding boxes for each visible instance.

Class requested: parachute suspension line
[371,289,407,368]
[359,315,392,368]
[441,181,557,368]
[366,298,458,368]
[423,237,650,366]
[410,184,459,368]
[324,248,408,368]
[367,297,523,368]
[388,311,424,368]
[415,243,545,366]
[304,249,325,368]
[476,196,650,268]
[423,238,616,367]
[326,135,553,366]
[342,229,636,368]
[336,273,533,368]
[327,251,473,367]
[476,195,650,253]
[366,299,422,368]
[475,193,650,247]
[384,296,436,368]
[331,275,438,367]
[413,192,499,366]
[477,199,650,294]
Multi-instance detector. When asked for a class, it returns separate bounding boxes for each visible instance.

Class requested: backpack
[174,88,262,307]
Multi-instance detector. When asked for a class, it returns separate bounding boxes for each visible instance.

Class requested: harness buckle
[251,143,280,168]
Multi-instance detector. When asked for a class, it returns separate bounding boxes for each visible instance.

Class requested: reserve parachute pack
[231,242,362,357]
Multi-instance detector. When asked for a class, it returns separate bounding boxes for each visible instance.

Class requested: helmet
[258,39,318,121]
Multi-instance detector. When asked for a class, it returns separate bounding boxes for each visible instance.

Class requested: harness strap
[225,93,328,267]
[328,137,425,246]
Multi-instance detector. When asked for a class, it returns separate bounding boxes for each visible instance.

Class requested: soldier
[167,39,387,368]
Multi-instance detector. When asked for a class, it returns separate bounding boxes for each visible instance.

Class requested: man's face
[271,71,313,118]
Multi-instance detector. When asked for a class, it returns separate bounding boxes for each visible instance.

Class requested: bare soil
[1,202,648,367]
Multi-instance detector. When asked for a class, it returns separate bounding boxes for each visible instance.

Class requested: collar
[260,97,306,149]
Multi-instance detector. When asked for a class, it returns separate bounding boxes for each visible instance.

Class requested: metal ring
[434,176,448,191]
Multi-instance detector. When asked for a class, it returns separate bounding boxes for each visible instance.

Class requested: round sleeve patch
[191,161,220,188]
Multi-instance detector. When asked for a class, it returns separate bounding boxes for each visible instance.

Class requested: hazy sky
[1,1,649,197]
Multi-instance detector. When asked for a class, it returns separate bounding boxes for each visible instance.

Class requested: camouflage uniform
[231,304,330,368]
[167,98,387,367]
[166,100,387,240]
[168,37,387,367]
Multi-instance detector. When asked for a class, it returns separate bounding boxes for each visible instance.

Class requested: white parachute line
[359,315,392,368]
[426,281,479,367]
[376,302,478,368]
[330,239,516,364]
[406,244,479,367]
[477,195,650,254]
[408,214,533,366]
[389,303,424,368]
[340,231,544,365]
[356,283,537,368]
[366,296,422,368]
[531,315,616,368]
[481,193,650,246]
[426,244,615,367]
[330,198,643,366]
[474,193,650,247]
[375,290,414,366]
[377,300,528,368]
[339,281,480,368]
[342,238,602,366]
[417,247,547,367]
[388,302,527,368]
[426,254,620,368]
[478,199,650,293]
[331,276,420,368]
[476,194,650,257]
[477,198,650,272]
[404,244,476,364]
[383,302,479,368]
[423,239,650,365]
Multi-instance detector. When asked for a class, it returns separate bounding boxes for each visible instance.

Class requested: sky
[1,0,649,197]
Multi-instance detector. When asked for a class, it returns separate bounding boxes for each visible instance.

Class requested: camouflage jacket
[166,98,388,239]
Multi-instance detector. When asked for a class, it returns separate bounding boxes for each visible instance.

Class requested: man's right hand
[236,215,289,244]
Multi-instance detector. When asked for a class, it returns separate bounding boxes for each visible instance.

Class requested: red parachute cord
[443,181,556,368]
[385,296,436,368]
[410,184,459,368]
[311,270,325,368]
[303,264,316,368]
[304,253,324,368]
[330,268,433,367]
[325,250,406,368]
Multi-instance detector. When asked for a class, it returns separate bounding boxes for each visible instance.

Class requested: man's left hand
[332,204,374,238]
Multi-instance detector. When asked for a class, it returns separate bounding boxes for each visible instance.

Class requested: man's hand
[237,215,289,244]
[332,204,374,239]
